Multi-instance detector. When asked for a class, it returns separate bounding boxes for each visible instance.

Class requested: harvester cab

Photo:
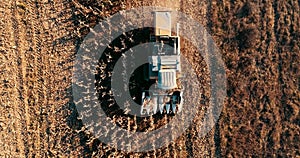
[140,11,184,115]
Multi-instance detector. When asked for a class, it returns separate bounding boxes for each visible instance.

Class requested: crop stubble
[0,0,299,157]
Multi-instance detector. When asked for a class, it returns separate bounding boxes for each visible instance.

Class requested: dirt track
[0,0,299,157]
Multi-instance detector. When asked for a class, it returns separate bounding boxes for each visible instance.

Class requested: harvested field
[0,0,299,157]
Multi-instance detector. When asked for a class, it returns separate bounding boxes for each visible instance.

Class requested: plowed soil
[0,0,299,157]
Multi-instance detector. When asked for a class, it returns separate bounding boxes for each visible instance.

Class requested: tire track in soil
[12,0,32,156]
[14,0,43,156]
[0,1,26,156]
[0,0,45,156]
[27,0,56,156]
[12,0,47,156]
[32,1,59,156]
[24,0,50,156]
[34,1,54,156]
[37,0,76,156]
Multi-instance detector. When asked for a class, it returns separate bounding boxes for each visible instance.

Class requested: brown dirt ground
[0,0,299,157]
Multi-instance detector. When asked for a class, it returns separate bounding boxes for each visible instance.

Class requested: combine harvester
[140,11,184,115]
